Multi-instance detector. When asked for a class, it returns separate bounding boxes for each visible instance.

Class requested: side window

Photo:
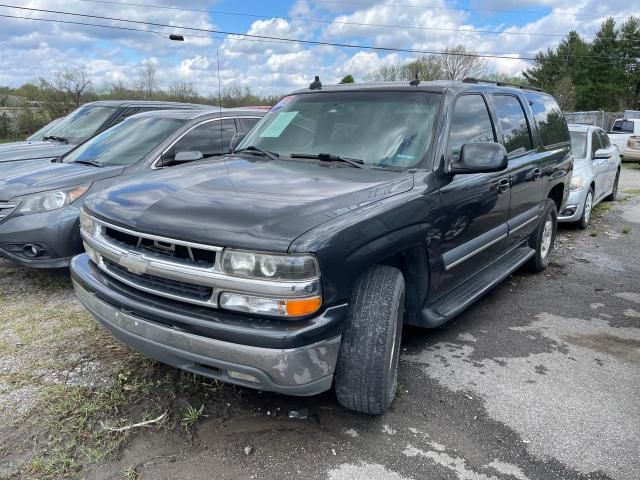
[591,130,602,156]
[598,130,611,149]
[524,93,570,147]
[237,117,261,134]
[170,119,237,158]
[612,120,633,133]
[492,95,533,155]
[448,94,495,162]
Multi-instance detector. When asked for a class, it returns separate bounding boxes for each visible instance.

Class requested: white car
[559,124,621,228]
[609,118,640,155]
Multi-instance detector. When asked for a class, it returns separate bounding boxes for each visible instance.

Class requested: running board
[418,245,535,328]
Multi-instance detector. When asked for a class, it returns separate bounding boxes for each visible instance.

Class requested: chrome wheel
[541,218,553,258]
[583,191,593,225]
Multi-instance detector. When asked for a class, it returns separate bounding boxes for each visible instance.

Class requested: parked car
[71,80,572,415]
[0,100,208,170]
[559,124,620,228]
[25,117,65,141]
[608,117,640,154]
[622,136,640,162]
[0,108,264,268]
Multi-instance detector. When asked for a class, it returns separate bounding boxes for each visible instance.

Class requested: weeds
[122,465,141,480]
[181,404,205,428]
[622,226,631,234]
[589,231,598,237]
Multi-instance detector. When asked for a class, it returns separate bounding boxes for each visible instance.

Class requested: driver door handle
[497,177,510,193]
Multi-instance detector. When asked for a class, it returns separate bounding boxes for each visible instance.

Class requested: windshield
[239,91,441,169]
[27,117,64,141]
[46,106,116,143]
[569,131,587,158]
[63,116,185,167]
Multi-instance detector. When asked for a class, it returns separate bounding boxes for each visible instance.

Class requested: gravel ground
[1,164,639,480]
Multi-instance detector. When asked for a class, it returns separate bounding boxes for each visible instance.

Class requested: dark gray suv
[0,108,264,268]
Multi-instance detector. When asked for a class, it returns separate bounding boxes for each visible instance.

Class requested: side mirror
[229,133,247,152]
[450,142,508,174]
[593,148,611,160]
[158,150,203,167]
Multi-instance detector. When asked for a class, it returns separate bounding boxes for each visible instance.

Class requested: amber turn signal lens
[285,297,322,316]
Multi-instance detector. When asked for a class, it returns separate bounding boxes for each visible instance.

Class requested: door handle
[532,168,542,180]
[497,177,510,193]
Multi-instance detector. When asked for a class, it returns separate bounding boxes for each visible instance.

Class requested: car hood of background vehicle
[86,156,415,252]
[0,163,125,201]
[0,140,73,163]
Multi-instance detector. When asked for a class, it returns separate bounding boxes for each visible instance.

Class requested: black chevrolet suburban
[71,79,573,415]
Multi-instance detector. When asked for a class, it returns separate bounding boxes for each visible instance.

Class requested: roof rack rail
[462,77,543,92]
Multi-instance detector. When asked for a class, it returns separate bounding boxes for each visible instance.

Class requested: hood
[0,163,125,201]
[86,157,415,252]
[0,140,74,164]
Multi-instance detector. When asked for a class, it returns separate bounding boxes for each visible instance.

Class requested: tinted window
[591,130,602,156]
[525,93,570,147]
[64,117,184,167]
[611,120,633,133]
[170,118,236,158]
[492,95,533,155]
[240,91,441,169]
[569,131,587,158]
[238,117,261,133]
[448,94,495,162]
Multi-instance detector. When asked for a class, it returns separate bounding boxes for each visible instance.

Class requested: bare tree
[402,55,444,81]
[440,45,486,80]
[364,64,403,82]
[168,81,198,102]
[38,67,93,116]
[136,61,159,99]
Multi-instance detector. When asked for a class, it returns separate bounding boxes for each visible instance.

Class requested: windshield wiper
[234,146,279,161]
[43,135,69,143]
[72,159,102,167]
[290,152,367,169]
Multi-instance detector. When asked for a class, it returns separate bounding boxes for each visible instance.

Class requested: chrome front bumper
[73,277,340,396]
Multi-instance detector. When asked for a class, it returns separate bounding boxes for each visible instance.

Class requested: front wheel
[334,265,405,415]
[576,187,594,229]
[527,199,558,273]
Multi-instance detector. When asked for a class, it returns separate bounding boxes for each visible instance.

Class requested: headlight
[570,175,584,192]
[219,293,321,317]
[14,184,90,215]
[221,249,319,280]
[79,208,95,235]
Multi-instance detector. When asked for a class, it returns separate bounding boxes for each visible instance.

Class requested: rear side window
[448,94,496,162]
[492,95,533,155]
[611,120,633,133]
[525,93,570,147]
[237,117,261,133]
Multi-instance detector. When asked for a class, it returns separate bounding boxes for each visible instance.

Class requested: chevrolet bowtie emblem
[120,252,148,275]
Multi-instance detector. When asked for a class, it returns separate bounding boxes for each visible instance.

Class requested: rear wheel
[334,265,404,415]
[527,199,557,272]
[576,187,594,229]
[605,170,620,201]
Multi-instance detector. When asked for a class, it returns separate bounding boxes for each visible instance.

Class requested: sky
[0,0,637,96]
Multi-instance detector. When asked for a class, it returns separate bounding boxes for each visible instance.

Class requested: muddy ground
[1,165,639,480]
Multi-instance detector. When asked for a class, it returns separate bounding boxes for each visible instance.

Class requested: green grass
[591,202,614,218]
[622,162,640,170]
[623,188,640,196]
[622,226,631,234]
[589,230,598,237]
[181,404,205,428]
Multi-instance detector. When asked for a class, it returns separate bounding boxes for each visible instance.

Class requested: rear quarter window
[525,93,570,147]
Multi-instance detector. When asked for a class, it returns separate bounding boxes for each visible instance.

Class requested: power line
[69,0,626,41]
[0,5,636,67]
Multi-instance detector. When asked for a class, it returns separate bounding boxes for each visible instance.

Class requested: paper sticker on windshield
[270,95,296,113]
[260,111,298,138]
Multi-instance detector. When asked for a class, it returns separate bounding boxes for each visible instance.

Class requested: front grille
[103,258,214,302]
[0,202,18,223]
[104,226,216,268]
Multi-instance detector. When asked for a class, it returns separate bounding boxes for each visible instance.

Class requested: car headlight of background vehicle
[570,175,584,192]
[14,184,90,215]
[220,249,321,317]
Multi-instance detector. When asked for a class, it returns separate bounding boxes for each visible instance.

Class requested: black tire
[527,199,558,273]
[334,265,405,415]
[576,187,594,230]
[605,169,620,201]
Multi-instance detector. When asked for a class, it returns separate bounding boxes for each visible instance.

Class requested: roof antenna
[409,73,420,87]
[309,75,322,90]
